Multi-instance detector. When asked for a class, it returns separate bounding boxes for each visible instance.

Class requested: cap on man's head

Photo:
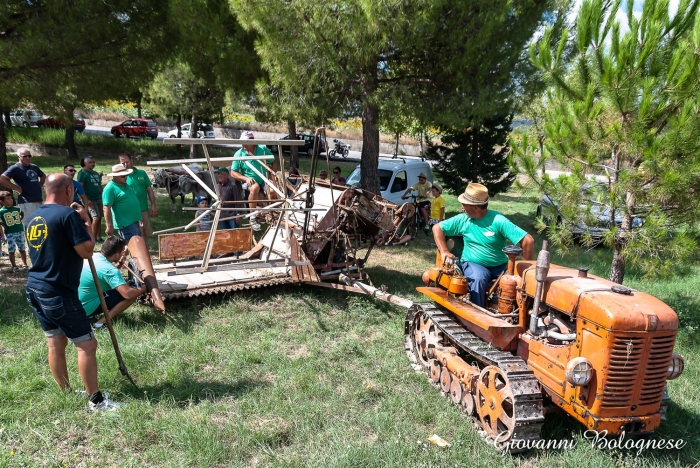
[106,163,133,177]
[196,196,208,204]
[241,131,255,140]
[457,182,489,205]
[216,166,230,174]
[418,172,428,179]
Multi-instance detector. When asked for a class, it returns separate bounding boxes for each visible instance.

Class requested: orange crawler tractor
[405,241,685,450]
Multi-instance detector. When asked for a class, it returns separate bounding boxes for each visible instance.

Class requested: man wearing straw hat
[433,182,534,308]
[102,163,142,243]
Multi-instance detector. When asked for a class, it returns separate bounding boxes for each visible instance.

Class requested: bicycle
[387,193,430,245]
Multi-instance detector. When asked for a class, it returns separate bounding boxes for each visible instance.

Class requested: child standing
[429,184,445,247]
[195,196,212,232]
[0,191,29,273]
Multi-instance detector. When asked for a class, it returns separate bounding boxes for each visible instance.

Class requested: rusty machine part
[128,235,165,312]
[406,242,685,452]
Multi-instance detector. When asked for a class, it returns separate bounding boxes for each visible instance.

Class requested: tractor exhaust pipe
[528,240,550,336]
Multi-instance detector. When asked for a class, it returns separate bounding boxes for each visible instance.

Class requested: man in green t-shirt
[119,154,157,238]
[230,131,278,229]
[78,236,146,331]
[102,163,142,242]
[432,182,534,307]
[77,156,104,242]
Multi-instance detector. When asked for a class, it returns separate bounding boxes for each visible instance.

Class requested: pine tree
[427,114,515,197]
[515,0,700,283]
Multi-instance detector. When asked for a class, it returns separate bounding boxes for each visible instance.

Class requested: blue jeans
[459,261,508,308]
[118,221,141,242]
[218,219,238,230]
[26,287,93,343]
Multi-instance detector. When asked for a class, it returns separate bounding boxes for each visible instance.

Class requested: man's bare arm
[0,175,21,193]
[520,234,534,260]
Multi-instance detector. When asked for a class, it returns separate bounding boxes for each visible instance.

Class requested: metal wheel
[429,360,441,383]
[440,367,452,393]
[449,377,463,404]
[411,312,440,369]
[476,366,516,440]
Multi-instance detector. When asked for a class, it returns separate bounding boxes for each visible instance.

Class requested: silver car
[537,186,643,241]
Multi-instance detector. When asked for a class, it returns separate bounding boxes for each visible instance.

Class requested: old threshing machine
[145,133,405,303]
[406,241,685,450]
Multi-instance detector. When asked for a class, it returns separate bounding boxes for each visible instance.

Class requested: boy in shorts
[0,191,28,273]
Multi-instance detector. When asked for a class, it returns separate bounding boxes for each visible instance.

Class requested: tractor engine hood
[515,261,678,332]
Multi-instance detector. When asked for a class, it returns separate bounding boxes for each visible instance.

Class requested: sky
[568,0,681,37]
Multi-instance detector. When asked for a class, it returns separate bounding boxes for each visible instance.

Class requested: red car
[111,118,158,139]
[37,115,86,132]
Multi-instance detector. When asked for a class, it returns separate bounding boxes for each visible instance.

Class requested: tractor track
[405,302,544,452]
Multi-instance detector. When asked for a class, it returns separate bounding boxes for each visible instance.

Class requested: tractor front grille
[600,333,675,408]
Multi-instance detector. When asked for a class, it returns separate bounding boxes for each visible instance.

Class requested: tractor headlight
[667,353,684,380]
[565,357,594,386]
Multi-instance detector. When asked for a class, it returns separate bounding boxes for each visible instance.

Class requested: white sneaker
[88,392,121,412]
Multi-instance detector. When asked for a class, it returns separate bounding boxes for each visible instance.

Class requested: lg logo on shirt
[27,216,48,249]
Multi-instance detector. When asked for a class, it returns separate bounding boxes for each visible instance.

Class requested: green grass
[1,139,699,467]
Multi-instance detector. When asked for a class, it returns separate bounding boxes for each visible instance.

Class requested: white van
[10,109,42,128]
[345,158,434,205]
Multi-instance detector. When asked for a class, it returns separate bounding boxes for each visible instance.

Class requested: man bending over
[79,236,147,331]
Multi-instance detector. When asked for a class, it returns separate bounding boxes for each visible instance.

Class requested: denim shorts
[5,232,26,252]
[26,287,94,343]
[118,221,141,243]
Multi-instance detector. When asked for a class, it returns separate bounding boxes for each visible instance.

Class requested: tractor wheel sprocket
[405,302,544,453]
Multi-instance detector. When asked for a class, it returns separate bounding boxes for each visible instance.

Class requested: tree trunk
[189,113,198,159]
[360,100,380,194]
[394,131,400,157]
[175,113,182,155]
[288,119,298,169]
[66,125,78,159]
[539,137,545,176]
[136,92,143,118]
[610,244,625,284]
[3,110,12,128]
[0,110,7,172]
[219,110,224,126]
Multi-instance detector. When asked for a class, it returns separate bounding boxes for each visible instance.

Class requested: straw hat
[457,182,489,205]
[418,172,428,179]
[107,163,133,177]
[432,183,443,193]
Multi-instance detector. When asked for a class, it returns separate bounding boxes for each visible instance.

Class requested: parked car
[267,133,326,155]
[36,115,86,132]
[10,109,42,128]
[537,184,643,241]
[345,158,434,206]
[111,118,158,139]
[166,123,215,139]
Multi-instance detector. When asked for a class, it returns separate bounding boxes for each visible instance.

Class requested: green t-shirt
[231,146,275,186]
[102,181,142,229]
[79,253,126,314]
[439,210,527,267]
[77,169,102,202]
[0,206,24,234]
[126,167,152,211]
